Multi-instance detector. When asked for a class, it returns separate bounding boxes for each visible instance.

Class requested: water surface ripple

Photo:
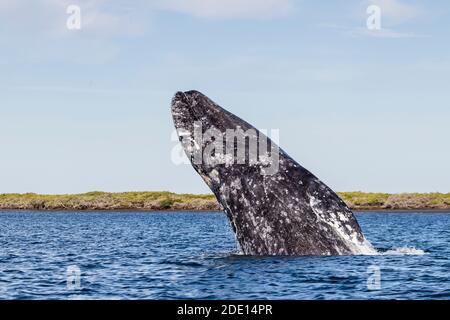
[0,211,448,300]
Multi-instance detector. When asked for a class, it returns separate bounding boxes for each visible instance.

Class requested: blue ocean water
[0,211,449,300]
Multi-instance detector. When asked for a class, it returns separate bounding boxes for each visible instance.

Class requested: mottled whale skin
[171,90,375,256]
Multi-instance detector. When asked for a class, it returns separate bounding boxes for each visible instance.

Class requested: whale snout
[172,91,188,106]
[171,90,203,107]
[171,90,210,126]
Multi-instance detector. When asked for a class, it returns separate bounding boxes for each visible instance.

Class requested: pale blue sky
[0,0,449,194]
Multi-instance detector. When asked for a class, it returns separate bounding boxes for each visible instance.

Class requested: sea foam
[381,247,426,256]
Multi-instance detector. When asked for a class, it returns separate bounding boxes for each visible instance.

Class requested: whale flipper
[171,90,375,256]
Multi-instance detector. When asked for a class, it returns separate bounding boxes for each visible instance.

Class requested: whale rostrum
[171,90,375,256]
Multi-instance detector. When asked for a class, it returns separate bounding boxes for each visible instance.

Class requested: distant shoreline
[1,209,450,214]
[0,191,449,212]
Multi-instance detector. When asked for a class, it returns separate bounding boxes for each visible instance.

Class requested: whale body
[171,90,375,256]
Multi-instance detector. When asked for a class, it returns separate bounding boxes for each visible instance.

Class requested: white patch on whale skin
[308,196,377,255]
[211,152,235,167]
[338,212,349,222]
[209,169,220,183]
[230,178,242,192]
[249,210,258,228]
[177,130,191,137]
[193,139,201,150]
[219,184,229,198]
[261,224,273,240]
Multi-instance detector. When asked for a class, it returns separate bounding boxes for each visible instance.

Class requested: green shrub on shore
[159,198,175,209]
[338,192,450,210]
[338,192,391,207]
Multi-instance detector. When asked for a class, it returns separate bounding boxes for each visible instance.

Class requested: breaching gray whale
[171,90,375,256]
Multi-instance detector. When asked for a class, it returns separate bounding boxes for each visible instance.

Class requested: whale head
[171,90,280,182]
[171,90,249,137]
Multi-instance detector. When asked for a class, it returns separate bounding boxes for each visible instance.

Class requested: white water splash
[381,247,426,256]
[306,195,427,257]
[308,195,378,255]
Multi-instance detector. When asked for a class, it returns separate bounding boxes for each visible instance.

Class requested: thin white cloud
[0,0,151,37]
[158,0,296,19]
[319,23,427,39]
[0,0,153,65]
[0,0,297,39]
[350,27,427,39]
